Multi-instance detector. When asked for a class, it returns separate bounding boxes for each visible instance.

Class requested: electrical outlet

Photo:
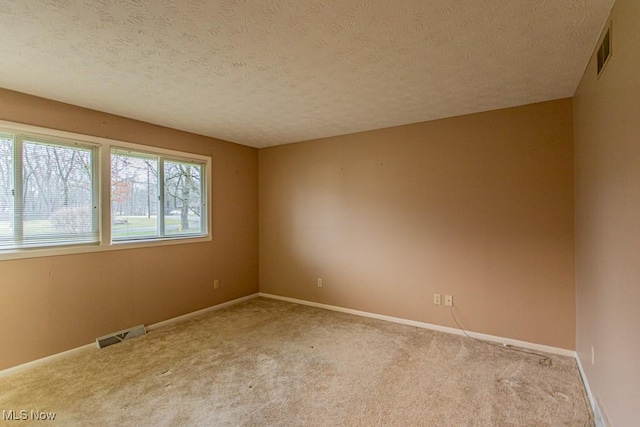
[433,293,441,305]
[591,346,595,365]
[213,279,219,289]
[317,278,323,288]
[444,295,453,306]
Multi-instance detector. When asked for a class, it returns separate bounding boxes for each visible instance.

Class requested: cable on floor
[449,306,552,367]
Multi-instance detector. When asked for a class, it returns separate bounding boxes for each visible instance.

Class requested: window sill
[0,235,212,262]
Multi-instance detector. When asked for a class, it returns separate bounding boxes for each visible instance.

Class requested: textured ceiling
[0,0,613,148]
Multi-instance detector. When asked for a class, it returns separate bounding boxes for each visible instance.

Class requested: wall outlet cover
[434,293,441,305]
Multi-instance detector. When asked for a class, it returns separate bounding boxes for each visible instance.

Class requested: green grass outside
[0,216,200,237]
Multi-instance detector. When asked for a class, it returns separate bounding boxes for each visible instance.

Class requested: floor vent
[597,23,612,76]
[96,325,146,349]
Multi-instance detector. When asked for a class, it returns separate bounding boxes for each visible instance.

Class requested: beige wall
[0,89,259,370]
[260,99,575,349]
[574,0,640,425]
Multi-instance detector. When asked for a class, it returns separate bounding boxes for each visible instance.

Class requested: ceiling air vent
[96,325,146,349]
[597,24,612,76]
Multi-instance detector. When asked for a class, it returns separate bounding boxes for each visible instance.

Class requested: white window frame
[7,133,100,249]
[110,146,208,243]
[0,120,212,261]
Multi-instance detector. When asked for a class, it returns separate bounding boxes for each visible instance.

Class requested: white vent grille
[96,325,146,349]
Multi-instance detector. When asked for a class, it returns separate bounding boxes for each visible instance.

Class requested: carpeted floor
[0,297,592,426]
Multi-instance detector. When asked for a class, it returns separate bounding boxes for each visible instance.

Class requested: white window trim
[0,120,212,262]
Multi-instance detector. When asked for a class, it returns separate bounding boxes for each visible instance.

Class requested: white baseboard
[0,343,96,380]
[0,293,260,379]
[259,293,576,358]
[0,292,577,380]
[147,293,259,331]
[576,355,607,427]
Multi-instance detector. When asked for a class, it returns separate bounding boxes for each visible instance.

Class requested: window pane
[22,140,96,246]
[164,160,202,235]
[0,134,13,247]
[111,152,158,240]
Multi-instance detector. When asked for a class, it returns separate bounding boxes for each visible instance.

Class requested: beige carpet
[0,298,592,426]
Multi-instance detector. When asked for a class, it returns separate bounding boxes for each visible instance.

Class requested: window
[0,132,98,250]
[0,121,211,259]
[0,134,15,246]
[110,148,206,242]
